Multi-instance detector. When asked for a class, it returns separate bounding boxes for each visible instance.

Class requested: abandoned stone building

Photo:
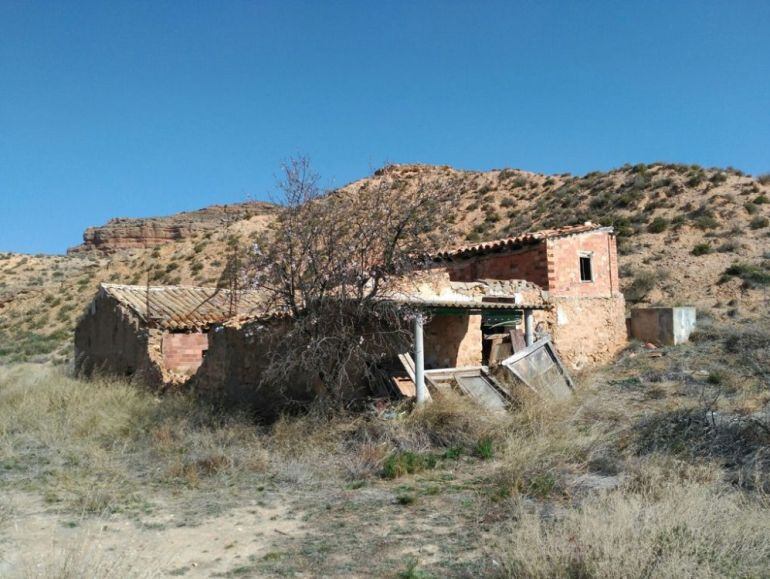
[420,221,627,369]
[192,222,626,409]
[74,283,263,386]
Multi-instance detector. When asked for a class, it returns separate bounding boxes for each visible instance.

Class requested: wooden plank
[398,353,416,382]
[509,329,527,352]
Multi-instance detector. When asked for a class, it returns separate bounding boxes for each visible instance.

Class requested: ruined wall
[161,332,209,376]
[424,314,483,369]
[192,320,316,419]
[443,244,549,286]
[545,295,627,369]
[546,231,619,298]
[74,294,162,385]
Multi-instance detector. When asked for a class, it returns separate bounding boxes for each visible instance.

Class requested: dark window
[579,255,593,282]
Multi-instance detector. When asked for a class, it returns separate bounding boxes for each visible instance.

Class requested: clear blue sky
[1,1,769,254]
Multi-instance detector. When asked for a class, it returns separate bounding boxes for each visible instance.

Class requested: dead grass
[499,479,770,578]
[2,319,770,576]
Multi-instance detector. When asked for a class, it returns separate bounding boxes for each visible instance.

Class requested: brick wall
[424,314,483,368]
[161,332,209,375]
[445,244,549,287]
[545,230,619,298]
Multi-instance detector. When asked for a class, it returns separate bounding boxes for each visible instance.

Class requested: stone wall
[161,332,209,375]
[424,314,482,368]
[545,295,628,369]
[74,294,163,385]
[191,320,317,419]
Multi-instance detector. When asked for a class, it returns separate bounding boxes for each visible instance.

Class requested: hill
[1,162,769,364]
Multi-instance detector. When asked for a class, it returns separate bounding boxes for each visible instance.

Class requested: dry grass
[2,318,770,576]
[500,478,770,578]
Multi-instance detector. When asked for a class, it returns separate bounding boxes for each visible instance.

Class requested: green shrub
[709,172,727,185]
[724,262,770,286]
[717,240,740,253]
[647,217,669,233]
[691,243,712,256]
[626,270,662,302]
[694,215,719,230]
[476,438,494,460]
[750,216,769,230]
[382,451,437,479]
[745,202,759,215]
[754,194,769,204]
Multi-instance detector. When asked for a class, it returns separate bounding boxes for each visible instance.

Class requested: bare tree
[245,157,459,405]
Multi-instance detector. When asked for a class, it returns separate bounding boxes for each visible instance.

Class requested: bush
[717,240,740,253]
[647,216,668,233]
[754,194,769,204]
[710,172,728,185]
[499,482,770,577]
[724,262,770,286]
[757,173,770,185]
[691,243,712,256]
[626,270,662,302]
[745,202,759,215]
[750,216,769,230]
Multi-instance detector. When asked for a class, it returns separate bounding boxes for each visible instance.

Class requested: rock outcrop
[67,201,276,254]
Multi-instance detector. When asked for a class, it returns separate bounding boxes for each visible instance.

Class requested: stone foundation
[545,295,628,369]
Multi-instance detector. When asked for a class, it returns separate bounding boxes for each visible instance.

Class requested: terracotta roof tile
[432,222,608,260]
[99,283,265,330]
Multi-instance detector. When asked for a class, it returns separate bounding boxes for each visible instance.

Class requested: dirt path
[0,491,307,578]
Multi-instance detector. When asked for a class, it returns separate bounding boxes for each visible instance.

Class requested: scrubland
[1,314,769,577]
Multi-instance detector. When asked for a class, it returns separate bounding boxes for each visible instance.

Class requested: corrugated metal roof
[99,283,265,330]
[392,298,548,311]
[432,222,608,260]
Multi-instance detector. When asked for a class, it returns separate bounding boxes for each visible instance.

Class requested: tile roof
[432,222,608,260]
[99,283,265,330]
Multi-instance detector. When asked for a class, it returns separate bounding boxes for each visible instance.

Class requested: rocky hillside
[68,201,276,253]
[1,162,769,364]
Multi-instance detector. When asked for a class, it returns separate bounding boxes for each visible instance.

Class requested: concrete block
[630,307,696,346]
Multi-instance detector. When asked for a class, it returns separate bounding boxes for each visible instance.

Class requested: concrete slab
[629,306,697,346]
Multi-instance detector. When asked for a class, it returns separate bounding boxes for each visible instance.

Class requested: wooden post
[524,309,534,346]
[414,313,427,405]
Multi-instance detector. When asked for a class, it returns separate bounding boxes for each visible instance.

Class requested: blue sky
[1,1,769,254]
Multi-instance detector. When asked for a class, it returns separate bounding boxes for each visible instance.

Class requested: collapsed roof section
[97,283,265,330]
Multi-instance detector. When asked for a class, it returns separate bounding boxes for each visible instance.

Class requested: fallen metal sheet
[425,366,508,410]
[500,337,574,399]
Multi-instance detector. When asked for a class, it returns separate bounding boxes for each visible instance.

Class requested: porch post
[414,313,427,405]
[524,309,534,346]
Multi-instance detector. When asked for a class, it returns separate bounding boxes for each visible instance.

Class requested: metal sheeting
[99,283,265,330]
[500,337,574,399]
[392,298,548,312]
[424,367,509,411]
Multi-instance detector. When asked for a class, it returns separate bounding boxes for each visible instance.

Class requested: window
[579,254,593,282]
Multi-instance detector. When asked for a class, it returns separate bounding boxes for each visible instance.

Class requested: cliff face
[67,201,276,254]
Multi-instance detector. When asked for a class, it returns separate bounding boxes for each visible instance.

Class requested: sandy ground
[0,490,307,578]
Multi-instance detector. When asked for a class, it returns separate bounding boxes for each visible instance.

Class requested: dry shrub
[406,390,510,450]
[499,481,770,578]
[0,365,269,510]
[491,391,600,498]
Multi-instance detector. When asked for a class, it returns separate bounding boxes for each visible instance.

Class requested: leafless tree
[245,157,459,405]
